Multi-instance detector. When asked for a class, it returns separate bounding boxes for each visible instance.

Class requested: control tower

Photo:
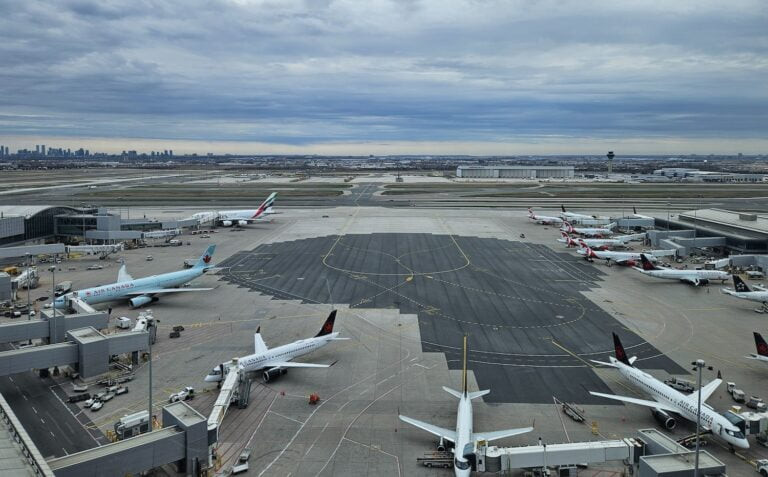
[606,151,615,174]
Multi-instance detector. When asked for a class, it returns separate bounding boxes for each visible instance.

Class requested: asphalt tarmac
[219,233,685,404]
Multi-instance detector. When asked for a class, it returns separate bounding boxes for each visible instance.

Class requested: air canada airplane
[559,231,644,250]
[559,205,595,220]
[527,208,563,225]
[577,245,657,267]
[746,332,768,363]
[634,254,730,286]
[56,245,216,309]
[589,333,749,449]
[722,276,768,310]
[562,221,616,238]
[399,336,533,477]
[204,310,347,384]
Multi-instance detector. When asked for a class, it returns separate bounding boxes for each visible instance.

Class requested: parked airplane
[746,332,768,363]
[562,221,616,237]
[55,245,216,309]
[216,192,277,226]
[634,254,730,286]
[399,336,533,476]
[560,205,595,220]
[558,231,644,250]
[577,245,657,267]
[204,310,346,384]
[589,333,749,449]
[192,192,277,227]
[527,208,563,225]
[721,276,768,310]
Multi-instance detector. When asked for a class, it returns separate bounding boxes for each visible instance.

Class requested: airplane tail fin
[315,309,338,337]
[754,332,768,357]
[564,221,573,233]
[561,204,566,213]
[462,335,469,396]
[633,206,637,215]
[252,192,277,219]
[528,207,534,217]
[613,333,633,366]
[639,254,658,271]
[194,245,216,269]
[733,275,751,293]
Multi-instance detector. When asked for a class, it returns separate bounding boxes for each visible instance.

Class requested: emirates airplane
[193,192,277,227]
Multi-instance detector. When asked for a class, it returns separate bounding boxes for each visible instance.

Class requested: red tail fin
[613,333,631,366]
[639,254,657,271]
[316,310,337,337]
[754,332,768,357]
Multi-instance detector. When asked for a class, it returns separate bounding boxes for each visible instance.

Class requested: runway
[219,233,685,404]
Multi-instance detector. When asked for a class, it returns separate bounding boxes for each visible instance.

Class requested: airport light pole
[25,253,31,321]
[48,264,56,322]
[691,359,711,477]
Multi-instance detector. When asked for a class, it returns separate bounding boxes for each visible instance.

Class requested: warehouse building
[456,165,575,179]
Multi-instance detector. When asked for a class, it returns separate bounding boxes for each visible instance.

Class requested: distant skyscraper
[169,149,173,156]
[35,145,40,154]
[41,145,46,156]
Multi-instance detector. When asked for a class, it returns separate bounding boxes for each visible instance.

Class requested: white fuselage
[560,212,593,220]
[638,267,730,283]
[58,267,205,307]
[722,289,768,304]
[453,395,473,477]
[613,358,748,448]
[747,353,768,363]
[567,226,613,237]
[530,214,563,225]
[205,332,339,381]
[579,249,649,264]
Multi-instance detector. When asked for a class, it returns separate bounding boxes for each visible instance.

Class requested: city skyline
[1,1,766,155]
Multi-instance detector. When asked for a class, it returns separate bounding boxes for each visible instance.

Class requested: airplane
[589,333,749,449]
[398,336,534,476]
[204,310,346,383]
[558,231,644,250]
[562,221,616,238]
[527,208,564,225]
[55,245,216,309]
[746,332,768,363]
[193,192,277,227]
[634,254,730,286]
[721,275,768,311]
[577,245,658,267]
[560,205,596,220]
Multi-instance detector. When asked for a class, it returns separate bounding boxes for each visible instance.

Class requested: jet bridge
[206,360,252,443]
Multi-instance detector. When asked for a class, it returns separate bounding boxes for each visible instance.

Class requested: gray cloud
[0,0,766,150]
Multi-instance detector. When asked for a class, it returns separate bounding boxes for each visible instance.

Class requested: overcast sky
[1,0,766,154]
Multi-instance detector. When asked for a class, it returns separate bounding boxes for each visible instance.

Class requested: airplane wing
[589,392,678,413]
[117,264,134,283]
[699,379,722,402]
[398,415,457,443]
[267,361,334,368]
[476,426,534,443]
[125,288,212,296]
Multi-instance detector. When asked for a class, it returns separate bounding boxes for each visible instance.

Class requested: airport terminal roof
[0,205,79,218]
[679,208,768,237]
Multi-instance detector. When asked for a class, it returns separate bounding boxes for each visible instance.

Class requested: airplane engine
[651,408,676,430]
[221,220,233,227]
[237,220,248,226]
[129,295,156,308]
[263,367,288,383]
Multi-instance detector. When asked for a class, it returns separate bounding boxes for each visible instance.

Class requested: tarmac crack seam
[315,384,403,477]
[257,348,413,477]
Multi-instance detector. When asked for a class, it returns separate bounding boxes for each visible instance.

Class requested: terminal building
[0,206,81,246]
[653,168,765,182]
[456,165,575,179]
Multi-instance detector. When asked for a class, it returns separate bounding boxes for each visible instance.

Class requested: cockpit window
[210,369,221,375]
[725,429,745,439]
[454,458,470,470]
